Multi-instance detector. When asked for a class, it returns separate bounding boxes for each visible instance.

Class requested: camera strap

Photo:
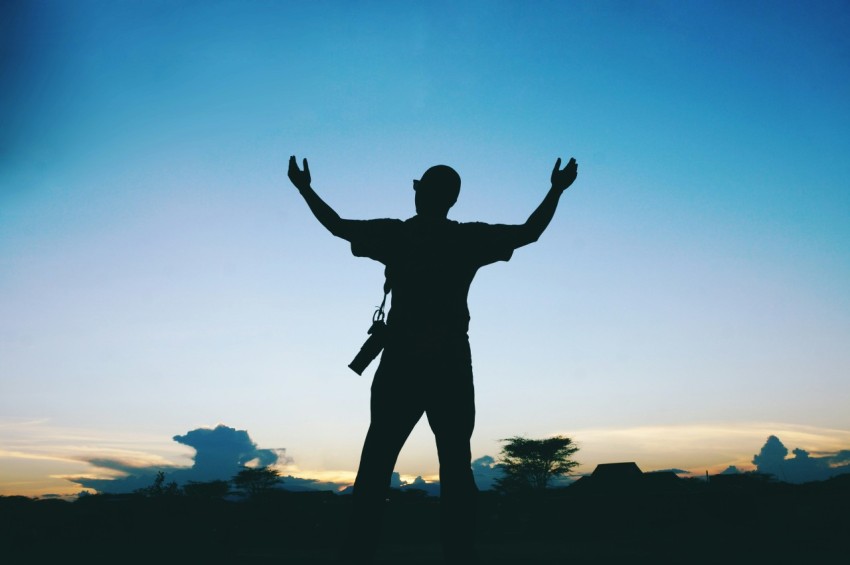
[373,291,388,323]
[373,268,391,323]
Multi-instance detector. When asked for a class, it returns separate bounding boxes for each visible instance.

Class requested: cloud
[275,475,349,492]
[172,425,286,482]
[401,475,441,496]
[81,457,183,476]
[752,435,850,483]
[560,422,850,474]
[752,435,788,471]
[336,458,504,496]
[390,471,404,489]
[69,469,165,494]
[337,471,442,496]
[471,455,503,490]
[69,424,287,493]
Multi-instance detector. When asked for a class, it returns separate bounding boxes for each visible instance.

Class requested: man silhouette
[288,155,578,564]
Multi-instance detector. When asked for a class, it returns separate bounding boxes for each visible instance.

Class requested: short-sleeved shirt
[348,216,521,338]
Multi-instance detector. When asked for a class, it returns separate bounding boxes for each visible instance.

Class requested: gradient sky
[2,0,849,497]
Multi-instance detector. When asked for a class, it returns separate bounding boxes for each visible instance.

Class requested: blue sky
[2,0,849,496]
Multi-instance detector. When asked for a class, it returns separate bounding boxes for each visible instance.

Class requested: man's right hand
[288,155,312,191]
[551,157,578,192]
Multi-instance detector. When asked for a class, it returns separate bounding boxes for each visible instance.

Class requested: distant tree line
[131,435,581,499]
[134,466,282,499]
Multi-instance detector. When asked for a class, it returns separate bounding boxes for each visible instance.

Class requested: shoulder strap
[373,268,391,323]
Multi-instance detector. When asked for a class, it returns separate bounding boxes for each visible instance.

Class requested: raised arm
[288,155,357,241]
[511,157,578,248]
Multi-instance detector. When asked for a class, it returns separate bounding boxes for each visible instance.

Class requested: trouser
[345,336,479,564]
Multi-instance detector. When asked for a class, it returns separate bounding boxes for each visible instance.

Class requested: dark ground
[3,474,848,564]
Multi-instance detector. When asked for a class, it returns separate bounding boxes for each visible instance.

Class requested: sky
[2,0,849,497]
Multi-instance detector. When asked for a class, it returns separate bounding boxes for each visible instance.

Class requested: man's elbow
[515,226,542,248]
[327,220,354,241]
[525,233,542,246]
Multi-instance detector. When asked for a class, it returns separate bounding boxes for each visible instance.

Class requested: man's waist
[387,317,469,336]
[383,326,472,362]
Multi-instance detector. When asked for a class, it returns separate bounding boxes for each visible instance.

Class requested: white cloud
[559,422,850,475]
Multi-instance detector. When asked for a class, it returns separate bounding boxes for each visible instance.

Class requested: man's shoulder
[349,218,405,235]
[453,221,520,264]
[454,220,514,234]
[349,219,404,261]
[362,218,405,226]
[455,220,494,229]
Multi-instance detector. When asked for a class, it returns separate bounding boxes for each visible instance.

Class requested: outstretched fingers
[552,157,562,175]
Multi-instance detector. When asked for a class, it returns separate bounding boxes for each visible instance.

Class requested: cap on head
[414,165,461,208]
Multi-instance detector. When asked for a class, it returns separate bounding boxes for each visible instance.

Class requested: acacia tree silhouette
[495,436,579,492]
[232,466,282,497]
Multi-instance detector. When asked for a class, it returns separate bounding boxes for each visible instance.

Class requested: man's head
[414,165,461,218]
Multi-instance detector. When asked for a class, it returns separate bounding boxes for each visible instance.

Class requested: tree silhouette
[134,471,180,497]
[495,436,579,492]
[183,479,230,499]
[232,466,282,497]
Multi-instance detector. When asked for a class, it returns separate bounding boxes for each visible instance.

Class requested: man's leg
[344,366,424,564]
[427,375,478,564]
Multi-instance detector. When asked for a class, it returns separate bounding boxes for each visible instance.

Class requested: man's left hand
[551,157,578,192]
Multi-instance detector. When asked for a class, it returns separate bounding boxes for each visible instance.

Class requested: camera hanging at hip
[348,290,389,375]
